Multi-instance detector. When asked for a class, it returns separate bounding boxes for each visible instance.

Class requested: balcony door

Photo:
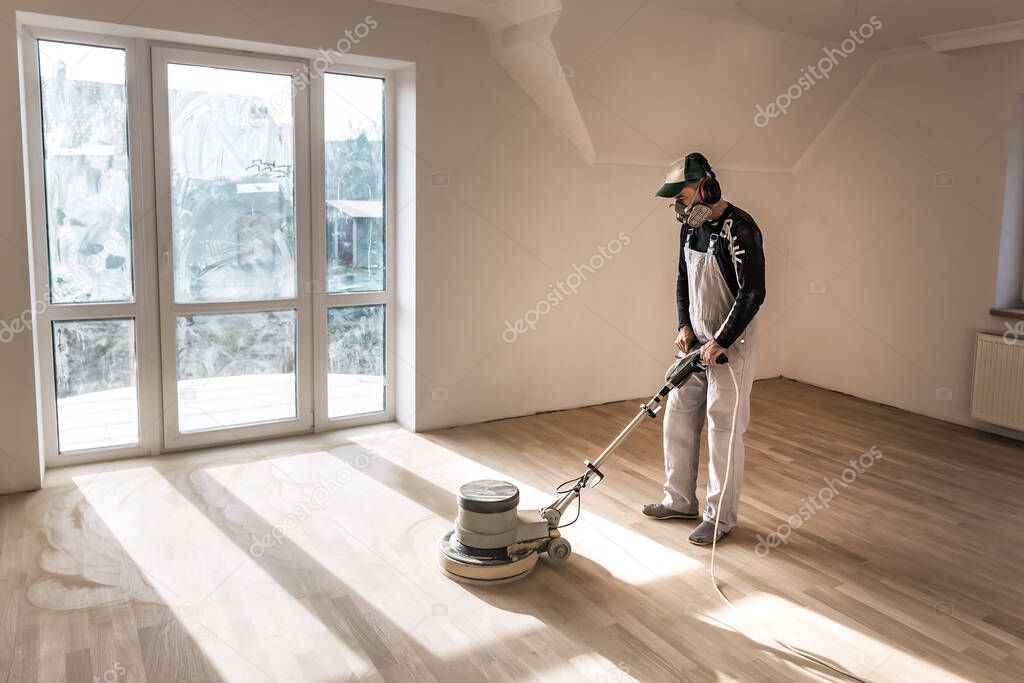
[151,48,313,448]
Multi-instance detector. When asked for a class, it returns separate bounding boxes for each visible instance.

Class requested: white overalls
[661,220,758,531]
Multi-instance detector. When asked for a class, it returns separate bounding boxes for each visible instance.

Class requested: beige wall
[785,43,1024,432]
[0,1,790,493]
[414,149,791,429]
[5,3,1023,497]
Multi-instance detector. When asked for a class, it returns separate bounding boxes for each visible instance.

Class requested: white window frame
[21,28,162,467]
[21,24,398,467]
[310,67,396,431]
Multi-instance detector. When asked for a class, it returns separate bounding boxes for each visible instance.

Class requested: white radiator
[971,332,1024,431]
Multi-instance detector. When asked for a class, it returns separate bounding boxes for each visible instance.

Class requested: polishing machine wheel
[546,537,572,563]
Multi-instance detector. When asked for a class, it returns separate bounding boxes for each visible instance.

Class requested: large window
[22,29,395,465]
[30,38,145,460]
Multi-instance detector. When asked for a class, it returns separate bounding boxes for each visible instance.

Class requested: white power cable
[709,363,869,683]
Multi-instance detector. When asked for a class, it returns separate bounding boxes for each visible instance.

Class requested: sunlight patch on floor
[73,466,376,681]
[202,447,549,659]
[704,592,972,683]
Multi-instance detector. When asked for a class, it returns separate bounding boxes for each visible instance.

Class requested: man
[643,153,766,545]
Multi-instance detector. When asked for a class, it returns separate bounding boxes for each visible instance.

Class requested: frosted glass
[324,74,384,293]
[53,318,138,452]
[39,41,133,304]
[327,305,384,418]
[166,63,297,303]
[176,310,297,432]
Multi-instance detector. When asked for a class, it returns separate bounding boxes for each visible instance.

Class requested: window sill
[991,307,1024,321]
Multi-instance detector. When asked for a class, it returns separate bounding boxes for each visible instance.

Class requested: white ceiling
[375,0,1024,169]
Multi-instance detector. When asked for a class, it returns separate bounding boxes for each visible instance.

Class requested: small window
[53,318,139,451]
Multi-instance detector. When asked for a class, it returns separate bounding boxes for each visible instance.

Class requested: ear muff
[696,175,721,204]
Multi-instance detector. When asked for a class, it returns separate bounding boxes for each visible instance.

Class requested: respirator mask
[674,197,713,228]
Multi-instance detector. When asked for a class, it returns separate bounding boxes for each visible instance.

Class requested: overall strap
[707,231,719,256]
[685,225,695,249]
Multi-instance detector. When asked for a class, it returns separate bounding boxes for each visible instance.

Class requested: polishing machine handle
[540,349,728,526]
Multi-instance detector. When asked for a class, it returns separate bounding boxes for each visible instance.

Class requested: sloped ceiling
[376,0,1024,170]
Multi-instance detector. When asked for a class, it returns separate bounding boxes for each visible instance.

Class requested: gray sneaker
[642,503,699,520]
[688,519,730,545]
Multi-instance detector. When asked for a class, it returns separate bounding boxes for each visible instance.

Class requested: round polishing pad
[438,530,538,585]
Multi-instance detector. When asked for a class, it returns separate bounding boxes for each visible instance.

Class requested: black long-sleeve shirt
[676,203,766,348]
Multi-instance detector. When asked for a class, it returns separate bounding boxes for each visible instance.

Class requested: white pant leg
[661,371,708,513]
[703,345,756,531]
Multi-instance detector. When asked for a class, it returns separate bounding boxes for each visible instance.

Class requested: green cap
[655,154,709,198]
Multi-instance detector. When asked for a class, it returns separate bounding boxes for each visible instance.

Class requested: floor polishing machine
[438,346,725,585]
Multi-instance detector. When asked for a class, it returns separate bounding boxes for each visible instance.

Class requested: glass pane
[324,74,384,293]
[38,41,133,304]
[167,64,296,303]
[327,305,384,418]
[53,319,138,452]
[176,310,296,432]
